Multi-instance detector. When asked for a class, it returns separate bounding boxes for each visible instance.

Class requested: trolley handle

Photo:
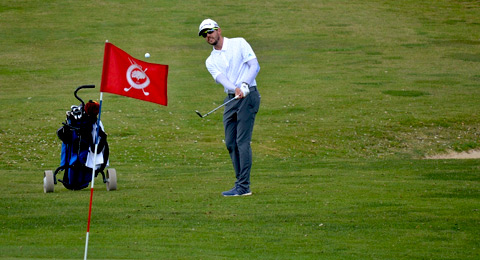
[74,85,95,107]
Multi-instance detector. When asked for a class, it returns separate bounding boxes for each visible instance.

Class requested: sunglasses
[201,28,218,38]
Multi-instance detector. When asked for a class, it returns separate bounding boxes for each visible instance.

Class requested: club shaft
[203,96,237,117]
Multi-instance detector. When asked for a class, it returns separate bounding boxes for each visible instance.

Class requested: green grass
[1,0,479,259]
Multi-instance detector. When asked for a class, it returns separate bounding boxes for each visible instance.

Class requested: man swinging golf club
[199,18,261,196]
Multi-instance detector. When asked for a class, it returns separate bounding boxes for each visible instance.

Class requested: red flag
[100,42,168,106]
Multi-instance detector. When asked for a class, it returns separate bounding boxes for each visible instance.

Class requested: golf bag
[43,85,116,192]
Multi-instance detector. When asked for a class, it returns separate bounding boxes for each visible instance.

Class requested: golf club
[195,95,239,118]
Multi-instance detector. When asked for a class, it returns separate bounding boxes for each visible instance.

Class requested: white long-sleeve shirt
[206,37,260,93]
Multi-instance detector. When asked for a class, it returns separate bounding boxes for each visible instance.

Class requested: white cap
[198,18,219,36]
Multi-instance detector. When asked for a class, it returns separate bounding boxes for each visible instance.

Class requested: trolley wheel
[106,168,117,191]
[44,170,54,193]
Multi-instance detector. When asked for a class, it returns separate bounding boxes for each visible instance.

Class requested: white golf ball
[145,52,150,58]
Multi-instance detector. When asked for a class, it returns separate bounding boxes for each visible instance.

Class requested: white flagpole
[84,92,104,260]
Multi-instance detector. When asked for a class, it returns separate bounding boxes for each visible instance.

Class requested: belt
[228,86,257,98]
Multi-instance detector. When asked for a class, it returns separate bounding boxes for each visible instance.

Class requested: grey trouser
[223,86,260,192]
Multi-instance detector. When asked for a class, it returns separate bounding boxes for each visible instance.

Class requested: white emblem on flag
[125,58,150,96]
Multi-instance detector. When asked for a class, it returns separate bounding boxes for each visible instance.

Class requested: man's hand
[234,87,243,99]
[236,82,250,99]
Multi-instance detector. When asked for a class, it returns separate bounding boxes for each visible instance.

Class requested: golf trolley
[43,85,117,193]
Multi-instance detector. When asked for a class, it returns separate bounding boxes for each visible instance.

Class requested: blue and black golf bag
[43,85,116,193]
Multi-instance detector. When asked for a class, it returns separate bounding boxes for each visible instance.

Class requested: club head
[195,110,204,118]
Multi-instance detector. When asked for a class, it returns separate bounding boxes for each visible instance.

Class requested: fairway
[1,0,479,259]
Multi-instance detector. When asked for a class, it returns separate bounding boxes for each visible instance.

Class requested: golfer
[198,19,261,196]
